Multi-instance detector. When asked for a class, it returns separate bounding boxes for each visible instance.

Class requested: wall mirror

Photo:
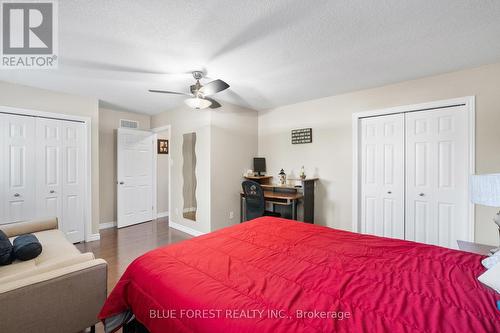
[182,132,197,221]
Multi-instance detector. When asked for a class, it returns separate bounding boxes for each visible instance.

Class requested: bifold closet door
[405,106,469,249]
[36,118,85,243]
[36,118,63,222]
[60,121,85,243]
[360,114,405,239]
[1,115,36,224]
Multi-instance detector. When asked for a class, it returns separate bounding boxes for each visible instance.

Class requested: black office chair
[242,180,281,221]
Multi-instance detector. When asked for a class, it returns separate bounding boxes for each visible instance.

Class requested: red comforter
[99,217,499,332]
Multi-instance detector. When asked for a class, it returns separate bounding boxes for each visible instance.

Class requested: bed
[99,217,499,332]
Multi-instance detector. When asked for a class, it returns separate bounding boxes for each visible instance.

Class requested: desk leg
[292,200,298,220]
[240,196,244,222]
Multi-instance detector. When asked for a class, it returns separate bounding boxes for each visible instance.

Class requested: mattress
[99,217,499,332]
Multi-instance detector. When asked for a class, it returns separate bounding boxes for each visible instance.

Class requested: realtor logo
[1,0,58,68]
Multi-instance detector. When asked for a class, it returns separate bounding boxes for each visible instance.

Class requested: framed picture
[157,139,169,154]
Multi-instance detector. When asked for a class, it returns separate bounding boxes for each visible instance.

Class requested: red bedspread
[99,217,499,332]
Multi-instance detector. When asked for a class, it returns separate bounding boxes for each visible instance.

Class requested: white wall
[0,81,101,234]
[211,105,258,231]
[258,62,500,246]
[98,108,151,225]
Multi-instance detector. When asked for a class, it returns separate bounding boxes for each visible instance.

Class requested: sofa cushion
[13,234,42,261]
[0,218,58,238]
[0,252,95,285]
[0,229,81,279]
[0,230,13,266]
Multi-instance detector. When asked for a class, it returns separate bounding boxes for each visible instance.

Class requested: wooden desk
[243,175,273,185]
[242,176,317,223]
[240,191,303,221]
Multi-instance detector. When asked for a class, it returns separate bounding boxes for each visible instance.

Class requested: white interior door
[405,106,469,249]
[2,115,36,224]
[360,114,405,239]
[117,128,154,228]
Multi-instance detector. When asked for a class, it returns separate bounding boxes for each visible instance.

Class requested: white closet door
[60,122,85,243]
[360,114,405,239]
[36,118,63,221]
[117,128,154,228]
[405,106,469,248]
[2,115,36,224]
[0,115,4,222]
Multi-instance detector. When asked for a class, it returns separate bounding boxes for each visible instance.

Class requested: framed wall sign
[157,139,169,154]
[291,128,312,144]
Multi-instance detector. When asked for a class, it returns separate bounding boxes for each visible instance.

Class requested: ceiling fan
[149,71,229,109]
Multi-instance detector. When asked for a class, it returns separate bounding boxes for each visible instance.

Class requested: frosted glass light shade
[184,97,212,109]
[470,174,500,207]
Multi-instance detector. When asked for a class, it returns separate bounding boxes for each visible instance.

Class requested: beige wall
[156,129,170,214]
[210,105,258,231]
[0,81,101,234]
[98,108,151,225]
[258,62,500,246]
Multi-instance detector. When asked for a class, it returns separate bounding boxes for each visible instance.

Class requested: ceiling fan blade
[199,79,230,96]
[206,98,222,109]
[148,89,191,96]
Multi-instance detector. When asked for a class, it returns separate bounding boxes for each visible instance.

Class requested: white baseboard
[86,233,101,242]
[99,221,116,230]
[169,221,205,237]
[157,211,169,218]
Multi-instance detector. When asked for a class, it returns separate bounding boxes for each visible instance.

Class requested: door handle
[387,191,392,194]
[13,193,20,197]
[119,182,124,185]
[419,193,425,197]
[49,190,55,194]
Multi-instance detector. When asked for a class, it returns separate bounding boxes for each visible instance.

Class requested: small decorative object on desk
[278,169,286,185]
[299,166,306,180]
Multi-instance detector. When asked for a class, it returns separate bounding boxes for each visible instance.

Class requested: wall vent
[120,119,139,129]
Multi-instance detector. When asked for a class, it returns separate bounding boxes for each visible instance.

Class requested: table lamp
[470,174,500,253]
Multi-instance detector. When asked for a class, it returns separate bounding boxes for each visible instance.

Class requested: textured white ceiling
[1,0,500,114]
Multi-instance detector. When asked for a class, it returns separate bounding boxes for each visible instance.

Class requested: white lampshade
[470,174,500,207]
[184,97,212,109]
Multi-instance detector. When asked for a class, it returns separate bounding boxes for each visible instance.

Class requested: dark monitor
[253,157,266,176]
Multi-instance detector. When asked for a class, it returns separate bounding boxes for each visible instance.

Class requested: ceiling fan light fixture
[184,97,212,109]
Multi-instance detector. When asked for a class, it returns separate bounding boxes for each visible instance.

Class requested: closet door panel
[360,114,405,239]
[405,107,468,249]
[3,115,35,223]
[0,115,4,221]
[61,122,85,243]
[36,118,63,220]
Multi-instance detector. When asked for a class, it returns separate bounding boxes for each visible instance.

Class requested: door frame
[116,127,157,228]
[0,105,93,242]
[351,96,476,241]
[151,125,171,221]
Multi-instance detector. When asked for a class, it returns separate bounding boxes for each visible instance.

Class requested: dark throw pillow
[0,230,13,265]
[13,234,43,261]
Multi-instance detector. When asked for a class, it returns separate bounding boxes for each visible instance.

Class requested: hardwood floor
[76,217,192,333]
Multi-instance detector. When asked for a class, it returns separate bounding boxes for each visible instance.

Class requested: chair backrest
[242,180,265,221]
